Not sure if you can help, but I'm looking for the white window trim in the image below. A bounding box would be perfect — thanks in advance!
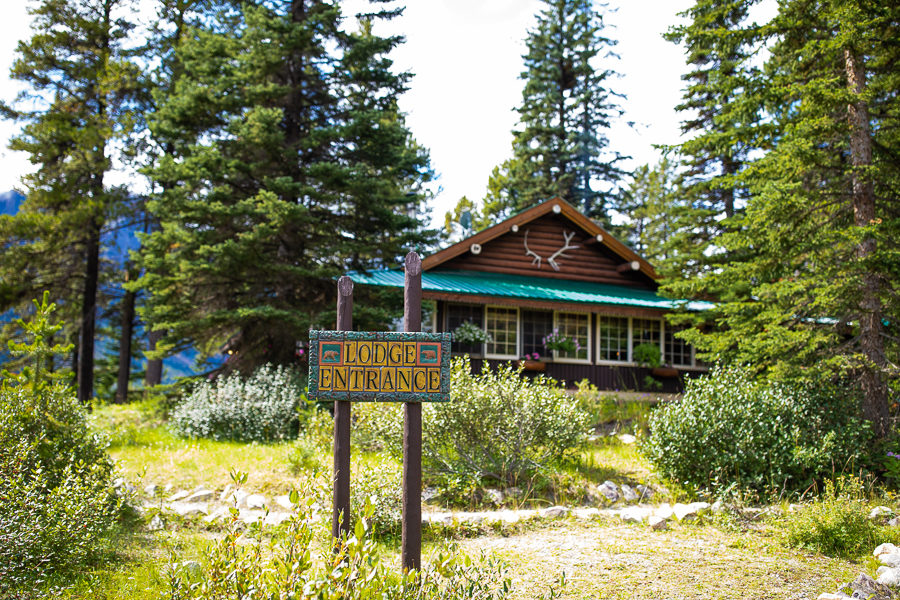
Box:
[483,305,520,360]
[595,314,631,365]
[553,310,592,364]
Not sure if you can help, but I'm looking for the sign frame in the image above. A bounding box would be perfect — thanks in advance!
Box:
[308,330,451,403]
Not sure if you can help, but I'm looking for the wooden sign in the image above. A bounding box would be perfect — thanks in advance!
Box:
[308,330,451,402]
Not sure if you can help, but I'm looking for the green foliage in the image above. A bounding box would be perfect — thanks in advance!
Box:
[632,343,662,369]
[618,157,680,264]
[136,1,434,372]
[350,458,402,538]
[483,0,625,224]
[3,291,73,392]
[644,366,872,494]
[452,321,492,345]
[781,478,895,559]
[357,358,590,488]
[171,364,307,442]
[0,298,119,591]
[163,495,512,600]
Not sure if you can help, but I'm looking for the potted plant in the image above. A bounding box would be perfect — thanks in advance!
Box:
[542,328,582,355]
[517,352,546,372]
[633,342,678,378]
[452,321,492,345]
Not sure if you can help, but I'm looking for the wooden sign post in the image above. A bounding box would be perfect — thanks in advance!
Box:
[308,252,450,571]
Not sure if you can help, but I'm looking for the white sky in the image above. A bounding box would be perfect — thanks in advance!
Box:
[0,0,698,227]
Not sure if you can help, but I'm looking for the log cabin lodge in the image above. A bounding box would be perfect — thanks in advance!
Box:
[348,198,711,392]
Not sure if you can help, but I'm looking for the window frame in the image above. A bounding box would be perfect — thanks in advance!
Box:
[483,305,520,360]
[595,314,631,365]
[552,310,592,364]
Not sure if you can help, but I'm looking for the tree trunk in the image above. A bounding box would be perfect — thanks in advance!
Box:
[145,328,164,387]
[116,282,136,404]
[844,46,888,438]
[77,219,101,404]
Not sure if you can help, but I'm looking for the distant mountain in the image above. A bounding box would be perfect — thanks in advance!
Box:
[0,190,24,215]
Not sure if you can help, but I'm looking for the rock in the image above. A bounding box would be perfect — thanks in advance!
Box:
[788,503,803,513]
[870,506,894,520]
[874,543,900,558]
[816,594,852,600]
[620,484,639,502]
[890,517,900,528]
[540,506,570,518]
[711,500,725,513]
[878,553,900,568]
[163,483,174,494]
[170,502,209,517]
[620,506,651,523]
[876,566,900,587]
[185,489,215,503]
[617,433,637,445]
[654,503,674,520]
[245,494,267,509]
[484,488,504,505]
[264,512,293,526]
[598,481,620,502]
[167,490,190,502]
[274,494,295,510]
[422,487,439,503]
[648,515,668,531]
[573,508,600,520]
[223,489,250,507]
[144,483,159,496]
[147,515,165,531]
[852,572,895,599]
[204,506,230,523]
[635,484,654,500]
[219,484,234,502]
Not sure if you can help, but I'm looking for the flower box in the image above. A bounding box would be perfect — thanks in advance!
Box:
[651,366,679,378]
[517,360,546,372]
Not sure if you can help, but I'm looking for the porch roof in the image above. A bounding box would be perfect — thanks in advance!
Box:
[347,269,713,312]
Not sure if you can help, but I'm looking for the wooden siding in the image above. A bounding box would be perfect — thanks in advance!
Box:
[426,291,667,319]
[440,213,656,289]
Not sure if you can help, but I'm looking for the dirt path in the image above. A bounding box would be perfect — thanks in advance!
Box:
[458,519,859,600]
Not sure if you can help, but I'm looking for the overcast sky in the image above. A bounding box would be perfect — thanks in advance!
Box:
[0,0,700,226]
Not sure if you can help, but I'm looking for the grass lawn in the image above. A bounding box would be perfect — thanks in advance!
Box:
[60,400,880,600]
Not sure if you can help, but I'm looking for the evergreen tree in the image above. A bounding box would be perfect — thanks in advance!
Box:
[483,0,625,225]
[0,0,140,402]
[137,0,432,372]
[672,0,900,438]
[619,157,678,264]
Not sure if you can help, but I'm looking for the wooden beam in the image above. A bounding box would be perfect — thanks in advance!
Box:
[617,260,641,274]
[422,290,669,318]
[332,276,353,546]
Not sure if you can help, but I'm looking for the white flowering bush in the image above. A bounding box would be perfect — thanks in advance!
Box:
[172,364,307,442]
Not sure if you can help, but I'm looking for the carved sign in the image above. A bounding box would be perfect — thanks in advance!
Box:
[523,228,580,271]
[308,330,451,402]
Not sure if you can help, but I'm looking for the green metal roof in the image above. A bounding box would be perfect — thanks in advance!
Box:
[348,269,713,312]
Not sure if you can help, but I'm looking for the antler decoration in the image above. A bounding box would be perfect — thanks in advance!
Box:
[548,230,579,272]
[523,229,542,269]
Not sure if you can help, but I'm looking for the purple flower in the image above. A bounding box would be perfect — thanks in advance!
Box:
[888,452,900,460]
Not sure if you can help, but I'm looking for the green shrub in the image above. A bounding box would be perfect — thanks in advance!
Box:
[781,477,894,559]
[643,366,872,494]
[0,294,119,591]
[171,364,307,441]
[355,357,590,488]
[163,495,512,600]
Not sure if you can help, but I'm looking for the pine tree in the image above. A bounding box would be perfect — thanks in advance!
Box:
[483,0,625,225]
[0,0,140,402]
[673,0,900,438]
[137,0,432,372]
[619,157,679,265]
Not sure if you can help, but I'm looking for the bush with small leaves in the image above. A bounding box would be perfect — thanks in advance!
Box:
[171,364,307,441]
[644,366,873,494]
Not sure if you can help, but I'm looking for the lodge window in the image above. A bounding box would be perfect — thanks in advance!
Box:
[485,306,518,358]
[554,311,590,362]
[446,303,483,355]
[521,310,553,358]
[665,326,693,367]
[632,318,662,355]
[597,315,629,363]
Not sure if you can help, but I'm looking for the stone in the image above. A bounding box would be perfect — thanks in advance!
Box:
[673,503,697,522]
[422,487,439,503]
[617,433,637,445]
[788,503,803,513]
[204,507,230,524]
[870,506,894,520]
[239,510,266,524]
[654,503,674,520]
[711,500,725,513]
[274,494,295,510]
[598,481,620,502]
[620,484,639,502]
[245,494,267,509]
[163,483,174,494]
[540,506,570,518]
[484,488,504,505]
[852,572,895,598]
[816,594,852,600]
[223,489,250,507]
[167,490,189,502]
[876,566,900,587]
[573,508,600,520]
[890,517,900,528]
[185,489,215,503]
[874,543,900,558]
[170,502,209,517]
[878,553,900,568]
[219,484,234,502]
[635,484,654,500]
[620,506,651,523]
[264,512,293,526]
[143,483,158,496]
[648,515,668,530]
[147,515,165,531]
